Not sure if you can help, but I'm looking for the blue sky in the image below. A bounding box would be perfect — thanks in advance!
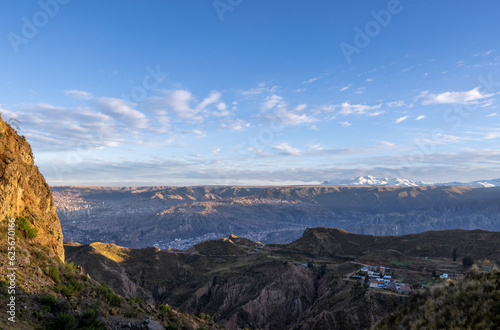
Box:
[1,0,500,186]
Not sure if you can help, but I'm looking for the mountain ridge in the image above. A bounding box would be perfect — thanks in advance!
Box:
[322,175,500,187]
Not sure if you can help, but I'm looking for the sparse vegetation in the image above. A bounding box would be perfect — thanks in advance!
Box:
[393,261,413,268]
[49,265,60,283]
[17,216,38,239]
[376,267,500,329]
[93,282,123,307]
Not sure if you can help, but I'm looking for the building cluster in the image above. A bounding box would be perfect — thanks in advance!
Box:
[350,263,413,294]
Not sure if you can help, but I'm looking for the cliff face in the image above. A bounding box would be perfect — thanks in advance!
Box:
[0,115,64,260]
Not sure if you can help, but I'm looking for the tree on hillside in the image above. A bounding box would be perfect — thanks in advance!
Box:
[452,248,457,262]
[462,255,474,269]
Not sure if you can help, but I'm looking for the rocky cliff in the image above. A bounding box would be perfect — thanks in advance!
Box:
[0,115,64,260]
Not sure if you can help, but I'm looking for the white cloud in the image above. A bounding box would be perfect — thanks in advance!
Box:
[365,78,374,82]
[367,111,386,117]
[355,87,366,94]
[65,89,93,101]
[337,102,382,116]
[309,143,323,151]
[196,90,221,111]
[219,118,250,131]
[179,129,206,138]
[417,87,494,105]
[340,121,351,127]
[273,107,317,125]
[475,49,495,57]
[94,97,149,128]
[395,115,408,124]
[317,102,383,117]
[436,133,468,144]
[240,83,278,96]
[154,110,170,133]
[380,141,395,147]
[217,102,227,111]
[415,115,426,121]
[484,131,500,140]
[303,76,321,84]
[272,142,302,155]
[386,100,405,108]
[2,103,125,152]
[261,95,284,112]
[0,105,17,119]
[150,90,202,122]
[261,95,316,126]
[340,84,352,92]
[210,147,221,156]
[487,113,497,117]
[295,104,307,111]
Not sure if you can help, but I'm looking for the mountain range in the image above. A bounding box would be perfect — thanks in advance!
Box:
[322,175,500,188]
[53,184,500,249]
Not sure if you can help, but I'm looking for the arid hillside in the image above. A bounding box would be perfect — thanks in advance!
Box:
[66,227,500,329]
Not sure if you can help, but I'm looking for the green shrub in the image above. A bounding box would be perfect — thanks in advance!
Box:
[79,308,106,329]
[93,282,122,307]
[49,265,60,283]
[17,216,38,239]
[393,261,413,268]
[61,285,74,299]
[60,278,83,298]
[40,293,58,308]
[462,255,474,269]
[51,312,78,329]
[68,278,83,291]
[165,325,179,330]
[65,262,76,272]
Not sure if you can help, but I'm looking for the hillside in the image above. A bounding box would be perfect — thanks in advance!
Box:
[53,185,500,249]
[66,227,500,329]
[375,267,500,329]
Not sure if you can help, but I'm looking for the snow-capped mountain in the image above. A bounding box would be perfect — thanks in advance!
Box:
[322,176,425,187]
[434,179,500,188]
[322,176,500,188]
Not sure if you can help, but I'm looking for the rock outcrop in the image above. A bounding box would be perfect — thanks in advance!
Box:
[0,115,64,260]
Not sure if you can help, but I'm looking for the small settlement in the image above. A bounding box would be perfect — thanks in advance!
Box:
[350,263,413,294]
